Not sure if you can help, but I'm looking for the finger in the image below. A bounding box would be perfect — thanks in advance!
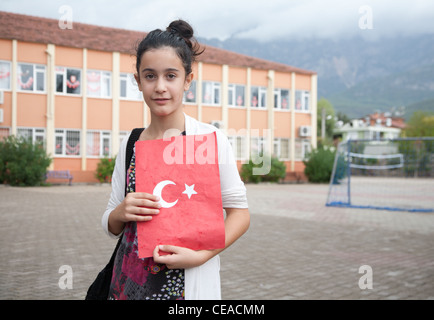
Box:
[129,198,161,209]
[126,213,154,222]
[158,245,180,254]
[153,246,171,265]
[131,192,160,202]
[125,204,160,215]
[153,245,160,259]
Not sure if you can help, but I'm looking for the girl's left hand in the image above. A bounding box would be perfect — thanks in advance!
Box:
[153,245,213,269]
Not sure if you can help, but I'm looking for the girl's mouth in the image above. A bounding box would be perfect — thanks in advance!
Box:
[153,98,170,105]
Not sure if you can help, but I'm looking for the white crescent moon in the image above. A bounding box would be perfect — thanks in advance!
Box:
[153,180,178,208]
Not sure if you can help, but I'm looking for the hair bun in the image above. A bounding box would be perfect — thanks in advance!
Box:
[167,20,194,40]
[166,19,204,58]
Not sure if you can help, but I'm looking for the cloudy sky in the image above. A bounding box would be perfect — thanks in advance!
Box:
[1,0,433,41]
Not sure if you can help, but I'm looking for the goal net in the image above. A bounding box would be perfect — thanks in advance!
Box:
[326,137,434,212]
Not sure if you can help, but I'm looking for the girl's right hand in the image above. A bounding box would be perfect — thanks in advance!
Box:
[118,192,161,223]
[108,192,161,235]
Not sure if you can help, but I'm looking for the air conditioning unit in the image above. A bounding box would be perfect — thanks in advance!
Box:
[0,90,4,104]
[0,109,3,123]
[299,125,311,137]
[210,120,224,129]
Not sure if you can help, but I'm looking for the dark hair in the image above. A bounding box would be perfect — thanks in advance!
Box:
[135,20,203,77]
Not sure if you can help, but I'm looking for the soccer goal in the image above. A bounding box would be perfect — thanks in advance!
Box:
[326,137,434,212]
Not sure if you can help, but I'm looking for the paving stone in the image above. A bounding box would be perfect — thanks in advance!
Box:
[0,183,433,300]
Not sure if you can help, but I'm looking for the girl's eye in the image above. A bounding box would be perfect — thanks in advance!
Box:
[145,74,155,80]
[167,73,176,79]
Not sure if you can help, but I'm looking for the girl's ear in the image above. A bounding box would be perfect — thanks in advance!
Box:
[184,72,194,91]
[134,73,142,91]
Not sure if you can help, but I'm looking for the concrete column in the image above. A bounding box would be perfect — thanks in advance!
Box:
[197,62,203,122]
[267,70,275,156]
[143,101,148,128]
[111,52,120,156]
[221,64,229,135]
[310,74,318,149]
[81,48,87,170]
[45,44,55,169]
[290,72,296,171]
[245,68,252,161]
[11,40,17,136]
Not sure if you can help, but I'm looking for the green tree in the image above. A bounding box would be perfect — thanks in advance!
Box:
[0,135,52,186]
[403,111,434,137]
[317,98,336,145]
[303,146,336,183]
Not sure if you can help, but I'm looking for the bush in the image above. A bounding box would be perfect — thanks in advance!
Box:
[241,156,286,183]
[95,156,116,183]
[0,135,52,186]
[303,146,336,183]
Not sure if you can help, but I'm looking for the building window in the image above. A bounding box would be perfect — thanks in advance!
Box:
[87,130,111,157]
[295,138,311,160]
[295,90,310,111]
[0,127,11,140]
[228,84,245,107]
[273,138,290,160]
[251,86,267,108]
[228,135,248,160]
[55,129,81,156]
[202,81,221,105]
[120,73,142,100]
[119,131,129,146]
[274,89,289,110]
[87,70,111,98]
[17,127,46,146]
[183,80,197,104]
[0,61,11,90]
[250,136,267,157]
[17,64,46,92]
[56,67,81,95]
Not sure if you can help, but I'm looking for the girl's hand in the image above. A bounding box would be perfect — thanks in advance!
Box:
[153,245,213,269]
[152,208,250,269]
[117,192,161,223]
[108,192,161,235]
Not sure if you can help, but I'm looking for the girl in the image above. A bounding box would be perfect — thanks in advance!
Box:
[102,20,250,300]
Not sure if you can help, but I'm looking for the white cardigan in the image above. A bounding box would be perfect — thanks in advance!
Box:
[102,113,248,300]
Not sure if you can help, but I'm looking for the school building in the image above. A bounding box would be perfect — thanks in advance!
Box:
[0,11,317,183]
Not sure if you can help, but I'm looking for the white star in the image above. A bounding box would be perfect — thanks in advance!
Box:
[182,184,197,199]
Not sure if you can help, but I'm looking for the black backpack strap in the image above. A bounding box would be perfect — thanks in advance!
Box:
[125,128,145,196]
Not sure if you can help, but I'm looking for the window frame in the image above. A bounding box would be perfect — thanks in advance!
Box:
[55,66,82,96]
[86,69,112,98]
[0,60,11,91]
[251,86,267,109]
[274,88,290,110]
[120,73,143,101]
[273,137,290,160]
[86,130,111,158]
[228,135,248,161]
[202,81,221,106]
[54,129,81,157]
[295,90,310,112]
[183,80,197,104]
[17,63,46,93]
[228,84,246,107]
[17,127,46,146]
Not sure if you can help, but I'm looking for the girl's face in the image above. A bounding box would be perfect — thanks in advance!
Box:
[135,47,193,118]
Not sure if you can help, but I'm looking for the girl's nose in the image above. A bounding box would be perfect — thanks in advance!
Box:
[155,78,167,93]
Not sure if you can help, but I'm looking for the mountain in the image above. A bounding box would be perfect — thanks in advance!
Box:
[200,34,434,119]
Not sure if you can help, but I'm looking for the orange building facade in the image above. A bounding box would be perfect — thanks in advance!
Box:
[0,12,317,183]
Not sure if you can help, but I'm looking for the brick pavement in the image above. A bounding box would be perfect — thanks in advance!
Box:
[0,183,433,300]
